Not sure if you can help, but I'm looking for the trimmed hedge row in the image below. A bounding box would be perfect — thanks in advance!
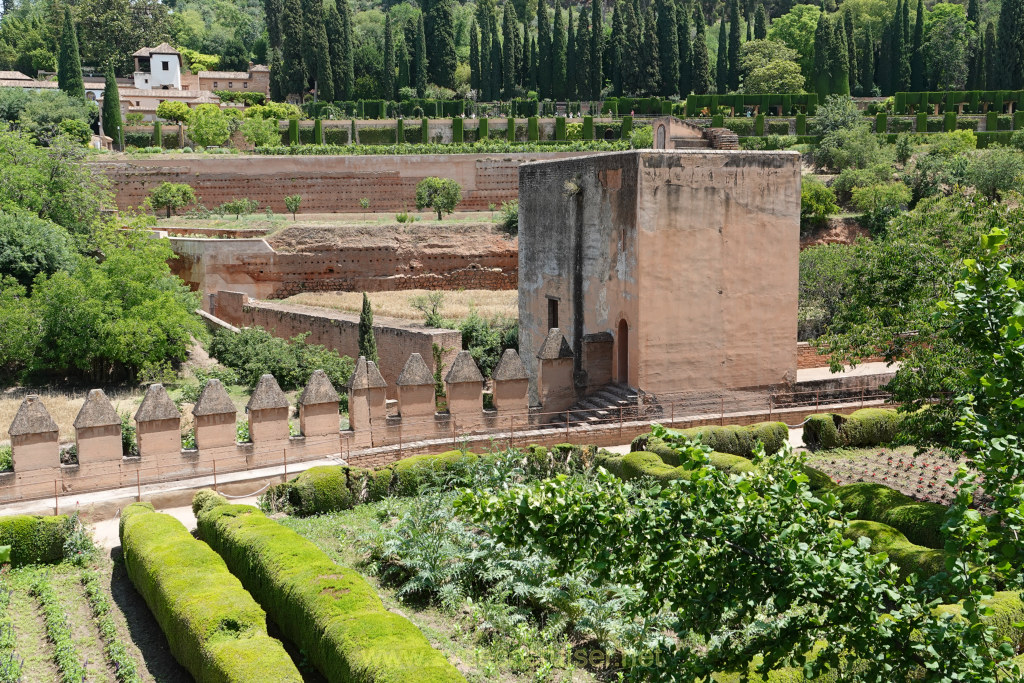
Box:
[196,499,466,683]
[631,422,789,459]
[843,520,948,580]
[0,514,71,565]
[833,482,945,549]
[803,408,905,450]
[118,502,301,683]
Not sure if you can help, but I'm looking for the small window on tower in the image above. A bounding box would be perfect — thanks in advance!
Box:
[162,61,169,71]
[547,298,559,331]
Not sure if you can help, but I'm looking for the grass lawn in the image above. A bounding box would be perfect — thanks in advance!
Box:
[280,499,603,683]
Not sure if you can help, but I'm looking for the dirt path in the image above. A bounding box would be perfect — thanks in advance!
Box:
[7,575,60,682]
[51,570,115,682]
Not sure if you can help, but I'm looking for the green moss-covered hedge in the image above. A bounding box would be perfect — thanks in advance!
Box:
[196,502,465,683]
[803,409,905,450]
[632,422,789,459]
[833,482,946,549]
[0,514,70,566]
[843,520,949,580]
[118,502,301,683]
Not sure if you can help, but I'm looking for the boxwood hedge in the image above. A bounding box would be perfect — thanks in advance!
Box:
[195,501,466,683]
[631,422,789,459]
[833,482,946,549]
[118,502,301,683]
[803,409,905,450]
[843,520,948,580]
[0,514,70,566]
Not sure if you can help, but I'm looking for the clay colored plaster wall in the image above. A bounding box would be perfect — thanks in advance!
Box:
[94,152,593,214]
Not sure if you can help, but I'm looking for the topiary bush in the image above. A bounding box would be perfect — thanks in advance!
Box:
[633,422,789,460]
[803,408,905,450]
[195,502,465,683]
[191,488,228,517]
[843,520,948,580]
[0,515,71,565]
[118,502,301,682]
[834,482,946,548]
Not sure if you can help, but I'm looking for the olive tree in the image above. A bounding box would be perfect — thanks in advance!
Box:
[415,176,462,220]
[149,182,197,218]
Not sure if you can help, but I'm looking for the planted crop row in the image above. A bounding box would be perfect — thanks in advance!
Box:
[81,570,141,683]
[30,572,87,683]
[0,576,22,683]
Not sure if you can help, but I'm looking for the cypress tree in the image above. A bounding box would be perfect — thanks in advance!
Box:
[985,21,998,90]
[301,0,332,98]
[270,48,286,101]
[57,7,83,99]
[691,3,712,94]
[339,0,354,99]
[537,0,552,97]
[513,14,523,86]
[398,39,411,91]
[383,11,395,100]
[967,0,980,24]
[503,2,517,98]
[972,25,986,90]
[101,63,122,149]
[521,18,530,87]
[281,0,307,97]
[754,3,767,39]
[812,10,830,98]
[640,4,660,94]
[716,16,728,93]
[266,0,284,49]
[530,36,539,92]
[894,0,911,92]
[577,9,592,100]
[358,294,379,365]
[678,1,692,96]
[910,0,924,90]
[967,0,982,89]
[844,8,858,95]
[591,0,603,99]
[610,0,623,94]
[727,0,741,91]
[428,0,457,88]
[567,6,577,100]
[746,8,752,42]
[490,23,503,99]
[829,17,849,95]
[552,5,568,99]
[997,0,1024,88]
[657,0,678,96]
[622,0,641,93]
[479,0,493,99]
[325,4,347,99]
[470,21,481,93]
[414,11,428,96]
[860,23,875,95]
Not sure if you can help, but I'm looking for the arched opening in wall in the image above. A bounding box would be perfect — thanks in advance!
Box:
[656,125,665,149]
[617,319,629,385]
[604,128,615,140]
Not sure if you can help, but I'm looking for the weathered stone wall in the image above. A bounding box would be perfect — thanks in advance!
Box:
[214,291,462,397]
[93,152,595,213]
[518,150,801,402]
[170,233,517,302]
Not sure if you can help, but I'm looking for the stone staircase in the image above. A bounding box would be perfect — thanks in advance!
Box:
[550,384,663,426]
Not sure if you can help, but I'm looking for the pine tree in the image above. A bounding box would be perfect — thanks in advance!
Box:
[537,0,552,97]
[754,3,767,39]
[727,0,741,91]
[910,0,924,90]
[383,12,395,99]
[414,11,428,96]
[985,22,998,90]
[829,17,849,95]
[503,1,517,98]
[266,0,284,49]
[358,294,379,364]
[270,48,286,101]
[281,0,307,97]
[657,0,678,96]
[716,16,728,93]
[591,0,603,99]
[427,0,457,88]
[622,0,641,93]
[640,4,660,94]
[101,63,122,149]
[677,1,692,96]
[552,5,568,99]
[325,4,347,99]
[567,6,577,100]
[691,2,712,94]
[860,23,875,94]
[997,0,1024,88]
[57,7,83,99]
[611,0,623,94]
[470,22,481,93]
[577,8,592,100]
[844,8,858,95]
[812,10,830,97]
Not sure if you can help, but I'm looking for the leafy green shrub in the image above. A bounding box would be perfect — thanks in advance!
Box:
[392,450,479,496]
[209,327,353,393]
[800,177,839,230]
[497,199,518,237]
[834,483,946,549]
[814,124,890,173]
[215,198,260,218]
[119,503,301,682]
[191,489,228,517]
[843,520,948,579]
[629,123,653,148]
[0,515,73,565]
[458,309,516,377]
[967,146,1024,199]
[831,164,893,205]
[195,502,465,682]
[0,211,77,288]
[851,182,912,233]
[803,408,905,450]
[894,133,915,165]
[415,176,462,220]
[0,445,11,472]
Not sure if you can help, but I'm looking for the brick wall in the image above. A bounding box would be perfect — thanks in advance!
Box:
[797,342,886,369]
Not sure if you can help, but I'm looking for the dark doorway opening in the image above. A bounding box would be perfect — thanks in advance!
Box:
[617,319,629,384]
[548,298,559,330]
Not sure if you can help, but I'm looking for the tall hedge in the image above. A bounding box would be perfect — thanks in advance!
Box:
[555,116,566,140]
[506,117,516,141]
[421,117,430,143]
[452,116,463,143]
[478,116,488,139]
[0,515,71,565]
[803,408,905,450]
[582,115,593,139]
[527,116,539,140]
[118,503,301,683]
[288,118,299,145]
[196,502,466,683]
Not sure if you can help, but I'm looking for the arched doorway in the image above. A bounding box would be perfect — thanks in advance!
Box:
[617,319,629,385]
[656,125,666,149]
